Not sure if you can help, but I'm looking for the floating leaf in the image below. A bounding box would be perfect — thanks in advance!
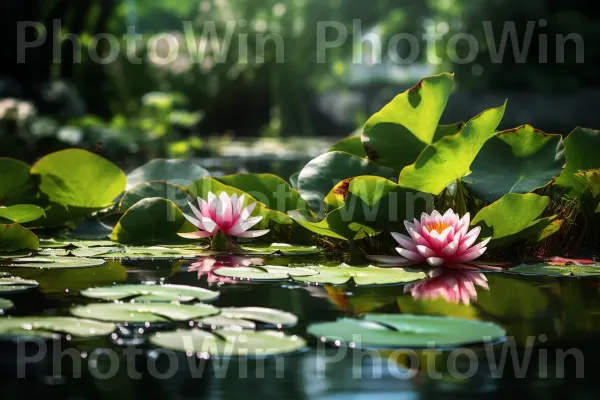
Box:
[328,136,367,157]
[308,314,506,348]
[81,284,219,302]
[555,127,600,196]
[399,103,507,195]
[510,264,600,277]
[3,256,105,269]
[213,265,317,281]
[0,250,32,259]
[0,273,39,294]
[31,149,126,208]
[297,152,396,216]
[119,181,189,212]
[217,307,297,327]
[0,317,116,339]
[80,246,215,260]
[236,243,321,256]
[0,205,45,224]
[0,224,39,251]
[0,158,36,205]
[70,302,219,323]
[464,125,565,202]
[39,238,119,248]
[126,159,210,190]
[471,193,550,246]
[0,298,14,312]
[361,73,455,171]
[149,329,306,357]
[293,264,427,286]
[112,198,186,244]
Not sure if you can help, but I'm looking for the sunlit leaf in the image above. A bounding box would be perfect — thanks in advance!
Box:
[81,284,219,302]
[126,159,210,190]
[0,317,116,339]
[70,302,219,323]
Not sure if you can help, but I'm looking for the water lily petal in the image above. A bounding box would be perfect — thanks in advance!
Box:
[426,257,445,267]
[235,229,270,238]
[177,231,213,239]
[240,202,257,220]
[416,245,436,258]
[391,232,417,251]
[396,248,425,261]
[228,216,263,236]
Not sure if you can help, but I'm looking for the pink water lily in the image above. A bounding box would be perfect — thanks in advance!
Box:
[404,268,489,305]
[178,192,269,240]
[392,209,490,267]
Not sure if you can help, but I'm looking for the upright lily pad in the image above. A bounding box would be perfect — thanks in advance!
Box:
[31,149,126,208]
[3,256,105,269]
[0,224,39,251]
[510,263,600,277]
[0,273,39,294]
[0,317,116,339]
[111,198,186,244]
[70,302,219,323]
[0,158,36,205]
[217,173,310,213]
[308,314,506,348]
[464,125,565,202]
[297,151,396,216]
[328,136,367,158]
[399,103,507,195]
[0,205,45,224]
[575,169,600,198]
[0,298,14,313]
[555,127,600,196]
[471,193,550,246]
[81,284,219,302]
[119,181,189,212]
[149,329,306,357]
[126,159,210,190]
[361,73,455,171]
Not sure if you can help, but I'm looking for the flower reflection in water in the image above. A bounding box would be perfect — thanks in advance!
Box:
[188,255,264,285]
[404,268,489,305]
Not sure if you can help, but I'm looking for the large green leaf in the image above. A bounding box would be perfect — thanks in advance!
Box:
[307,314,506,348]
[149,329,306,357]
[361,73,455,171]
[112,198,186,244]
[212,307,297,327]
[217,173,310,213]
[399,103,507,194]
[189,177,291,226]
[0,205,45,223]
[555,127,600,197]
[0,317,116,339]
[575,169,600,198]
[213,265,316,281]
[81,284,219,302]
[76,246,215,260]
[31,149,126,208]
[510,263,600,277]
[464,125,565,202]
[297,152,396,216]
[0,273,39,294]
[236,243,321,256]
[2,256,105,269]
[70,302,219,323]
[126,159,210,190]
[0,158,36,205]
[328,136,367,157]
[471,193,550,246]
[119,181,189,212]
[0,224,39,251]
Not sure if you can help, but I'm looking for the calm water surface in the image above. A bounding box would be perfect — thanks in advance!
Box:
[1,255,599,399]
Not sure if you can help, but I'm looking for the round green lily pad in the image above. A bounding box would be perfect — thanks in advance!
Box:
[3,256,105,269]
[0,250,32,259]
[218,307,297,327]
[84,246,216,260]
[510,263,600,277]
[237,244,322,256]
[0,273,39,294]
[308,314,506,348]
[81,284,219,302]
[149,329,307,357]
[70,302,220,323]
[0,317,117,339]
[213,265,317,281]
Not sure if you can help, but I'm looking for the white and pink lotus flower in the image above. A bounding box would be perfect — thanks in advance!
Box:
[404,268,489,305]
[390,209,490,268]
[179,192,269,246]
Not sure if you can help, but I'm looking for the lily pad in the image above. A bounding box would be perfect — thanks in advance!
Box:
[575,169,600,198]
[510,264,600,277]
[126,159,210,190]
[293,264,427,286]
[0,298,14,313]
[0,250,32,259]
[81,284,219,302]
[0,158,36,205]
[399,102,507,195]
[237,243,322,256]
[2,256,105,269]
[31,149,126,208]
[82,246,215,260]
[361,73,455,171]
[464,125,565,202]
[0,273,39,294]
[214,265,317,281]
[0,317,116,339]
[0,205,45,224]
[308,314,506,348]
[149,329,306,357]
[216,307,297,327]
[119,181,189,212]
[0,224,39,251]
[111,198,186,244]
[70,303,219,323]
[328,136,367,158]
[39,238,118,248]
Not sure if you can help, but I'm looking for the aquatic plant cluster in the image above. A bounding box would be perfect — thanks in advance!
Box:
[0,73,599,359]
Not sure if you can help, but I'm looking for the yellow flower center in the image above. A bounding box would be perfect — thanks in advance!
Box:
[425,221,451,234]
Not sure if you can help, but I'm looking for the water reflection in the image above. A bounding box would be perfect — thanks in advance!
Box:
[188,255,264,285]
[404,268,489,305]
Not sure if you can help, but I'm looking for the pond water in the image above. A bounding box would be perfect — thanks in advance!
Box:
[1,255,599,399]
